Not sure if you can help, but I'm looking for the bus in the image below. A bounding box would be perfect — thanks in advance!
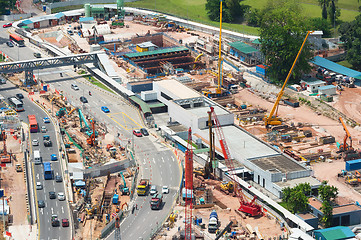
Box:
[43,162,53,180]
[9,34,25,47]
[8,97,24,112]
[28,115,38,133]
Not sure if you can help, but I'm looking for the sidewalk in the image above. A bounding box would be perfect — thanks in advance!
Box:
[6,224,37,240]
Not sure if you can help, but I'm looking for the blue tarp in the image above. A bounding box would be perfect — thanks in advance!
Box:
[79,17,95,23]
[55,12,65,19]
[74,180,85,187]
[312,56,361,79]
[22,19,33,25]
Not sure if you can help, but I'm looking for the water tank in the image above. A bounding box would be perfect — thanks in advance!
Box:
[85,4,91,18]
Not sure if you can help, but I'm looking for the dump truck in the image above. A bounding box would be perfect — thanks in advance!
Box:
[150,193,163,210]
[137,179,149,196]
[208,210,219,233]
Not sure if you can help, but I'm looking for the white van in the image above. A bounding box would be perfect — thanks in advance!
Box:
[34,150,42,165]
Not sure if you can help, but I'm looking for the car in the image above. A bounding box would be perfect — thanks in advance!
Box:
[36,182,42,190]
[15,93,24,99]
[0,77,6,84]
[41,126,47,133]
[133,130,142,137]
[32,139,39,146]
[6,41,13,47]
[162,186,169,194]
[80,96,88,103]
[3,23,12,28]
[58,192,65,201]
[43,117,50,123]
[51,215,60,227]
[149,185,157,195]
[55,175,62,182]
[51,154,57,161]
[140,128,149,136]
[38,200,45,208]
[33,52,41,58]
[49,191,56,199]
[101,106,110,113]
[43,135,52,147]
[62,218,69,227]
[71,83,79,90]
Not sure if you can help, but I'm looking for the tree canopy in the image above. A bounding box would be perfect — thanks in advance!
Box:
[339,14,361,71]
[0,0,16,15]
[318,181,338,228]
[205,0,246,23]
[282,183,311,213]
[259,0,313,84]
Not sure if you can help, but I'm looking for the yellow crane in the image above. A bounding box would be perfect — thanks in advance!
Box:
[264,31,313,128]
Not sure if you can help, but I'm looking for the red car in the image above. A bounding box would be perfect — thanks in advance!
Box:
[3,23,12,28]
[62,218,69,227]
[133,130,142,137]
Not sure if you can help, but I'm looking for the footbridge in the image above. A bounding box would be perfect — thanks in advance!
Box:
[0,52,102,85]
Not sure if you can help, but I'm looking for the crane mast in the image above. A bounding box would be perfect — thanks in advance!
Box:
[184,128,193,240]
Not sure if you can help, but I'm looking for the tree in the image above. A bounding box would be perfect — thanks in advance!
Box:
[282,183,310,214]
[318,181,338,228]
[339,15,361,70]
[205,0,247,23]
[0,0,16,15]
[259,0,313,84]
[308,18,332,38]
[318,0,329,20]
[246,8,262,27]
[327,0,340,26]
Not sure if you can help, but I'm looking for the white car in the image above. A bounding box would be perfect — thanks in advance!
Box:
[32,139,39,146]
[71,84,79,90]
[41,126,47,133]
[36,182,42,190]
[149,185,157,195]
[162,186,169,194]
[58,192,65,201]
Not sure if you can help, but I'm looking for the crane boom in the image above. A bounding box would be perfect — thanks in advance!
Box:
[264,31,313,127]
[339,117,352,151]
[216,0,223,95]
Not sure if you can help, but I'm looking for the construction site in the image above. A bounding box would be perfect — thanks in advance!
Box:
[3,1,361,239]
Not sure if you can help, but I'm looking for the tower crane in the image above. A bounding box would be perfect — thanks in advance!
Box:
[264,31,313,128]
[184,128,194,240]
[210,106,262,216]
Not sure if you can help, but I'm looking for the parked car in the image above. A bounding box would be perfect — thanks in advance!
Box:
[162,186,169,194]
[36,182,42,190]
[55,175,62,182]
[33,52,41,58]
[140,128,149,136]
[49,191,56,199]
[80,96,88,103]
[133,129,142,137]
[101,106,110,113]
[62,218,69,227]
[3,23,12,28]
[6,41,13,47]
[71,83,79,90]
[58,192,65,201]
[38,200,45,208]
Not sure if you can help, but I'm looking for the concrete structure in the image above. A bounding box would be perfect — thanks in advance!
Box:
[300,78,326,93]
[296,213,318,230]
[318,85,337,96]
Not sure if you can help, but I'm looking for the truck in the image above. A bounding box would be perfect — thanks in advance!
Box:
[208,210,219,233]
[137,179,149,196]
[283,98,299,108]
[150,193,163,210]
[43,135,52,147]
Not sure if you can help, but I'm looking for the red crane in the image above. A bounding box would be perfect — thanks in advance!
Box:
[210,106,262,217]
[184,127,193,240]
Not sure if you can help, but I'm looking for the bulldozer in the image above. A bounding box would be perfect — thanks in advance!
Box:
[345,175,358,186]
[220,181,234,194]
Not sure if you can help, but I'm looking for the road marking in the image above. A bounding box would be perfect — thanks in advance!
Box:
[153,158,155,164]
[40,208,43,215]
[56,201,58,207]
[36,173,39,179]
[171,156,175,162]
[62,206,64,214]
[51,208,53,214]
[162,157,164,163]
[143,159,146,165]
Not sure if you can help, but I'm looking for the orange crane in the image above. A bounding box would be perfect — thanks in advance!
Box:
[0,128,10,163]
[184,128,193,240]
[264,31,313,128]
[210,106,262,216]
[86,119,97,146]
[339,117,353,152]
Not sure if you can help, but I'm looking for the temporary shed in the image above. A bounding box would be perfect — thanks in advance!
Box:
[94,24,111,35]
[313,226,355,240]
[228,41,259,65]
[318,85,336,96]
[136,41,158,52]
[300,78,326,93]
[312,56,361,80]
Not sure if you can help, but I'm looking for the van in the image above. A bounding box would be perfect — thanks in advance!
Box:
[34,150,42,165]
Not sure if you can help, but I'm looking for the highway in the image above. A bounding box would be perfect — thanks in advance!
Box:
[0,20,182,239]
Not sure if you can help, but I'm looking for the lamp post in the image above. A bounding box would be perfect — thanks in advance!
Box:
[334,10,336,38]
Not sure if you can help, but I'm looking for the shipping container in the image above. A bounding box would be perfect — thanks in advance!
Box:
[319,136,335,144]
[346,159,361,171]
[283,99,299,108]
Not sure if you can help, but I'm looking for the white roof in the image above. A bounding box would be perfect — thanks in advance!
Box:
[137,41,157,48]
[94,24,111,35]
[155,79,200,100]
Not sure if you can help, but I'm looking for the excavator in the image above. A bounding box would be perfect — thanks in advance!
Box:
[338,117,361,161]
[119,172,129,195]
[264,31,313,128]
[220,181,234,194]
[86,119,97,146]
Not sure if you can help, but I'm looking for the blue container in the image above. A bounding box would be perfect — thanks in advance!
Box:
[240,104,247,109]
[210,210,218,219]
[42,5,46,12]
[346,159,361,171]
[43,85,48,91]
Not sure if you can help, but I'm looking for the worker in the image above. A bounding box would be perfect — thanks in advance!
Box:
[60,73,63,77]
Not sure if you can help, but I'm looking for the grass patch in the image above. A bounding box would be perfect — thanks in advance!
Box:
[82,74,114,93]
[52,5,83,13]
[337,60,353,68]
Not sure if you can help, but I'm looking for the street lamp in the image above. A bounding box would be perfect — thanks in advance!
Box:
[334,10,336,38]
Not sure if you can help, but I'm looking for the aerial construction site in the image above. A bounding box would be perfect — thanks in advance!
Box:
[1,0,361,239]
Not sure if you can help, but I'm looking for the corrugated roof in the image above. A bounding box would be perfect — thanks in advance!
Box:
[312,56,361,79]
[148,102,165,108]
[137,41,157,48]
[22,19,33,24]
[55,12,65,19]
[79,17,95,23]
[314,226,355,240]
[91,6,104,12]
[318,85,336,90]
[124,46,189,58]
[129,96,151,115]
[229,41,258,54]
[252,39,261,44]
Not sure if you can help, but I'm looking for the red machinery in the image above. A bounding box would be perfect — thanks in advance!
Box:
[210,106,262,217]
[0,128,10,163]
[86,119,97,146]
[184,128,193,240]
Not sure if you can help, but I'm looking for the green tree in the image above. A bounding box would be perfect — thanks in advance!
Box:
[246,8,262,27]
[205,0,247,23]
[0,0,16,15]
[318,0,329,20]
[327,0,340,26]
[282,183,310,213]
[259,0,313,84]
[320,201,333,227]
[318,181,338,228]
[308,18,332,38]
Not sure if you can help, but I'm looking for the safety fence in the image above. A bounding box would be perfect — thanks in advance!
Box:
[100,210,124,239]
